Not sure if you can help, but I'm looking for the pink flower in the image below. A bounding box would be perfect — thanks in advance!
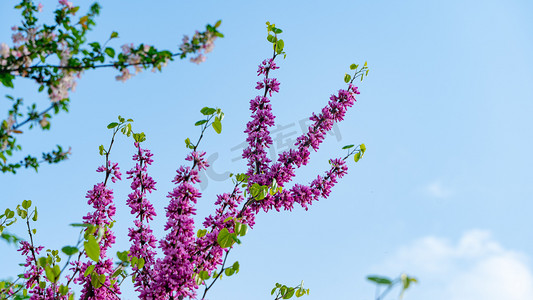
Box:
[0,43,9,57]
[58,0,73,9]
[190,54,206,64]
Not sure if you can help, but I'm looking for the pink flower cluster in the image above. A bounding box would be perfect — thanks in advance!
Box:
[73,162,122,299]
[125,143,158,298]
[14,50,360,299]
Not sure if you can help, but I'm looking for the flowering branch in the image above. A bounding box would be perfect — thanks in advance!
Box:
[0,0,223,174]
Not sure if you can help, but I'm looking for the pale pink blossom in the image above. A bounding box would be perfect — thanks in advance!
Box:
[190,54,206,64]
[59,0,73,9]
[115,68,132,82]
[0,43,9,57]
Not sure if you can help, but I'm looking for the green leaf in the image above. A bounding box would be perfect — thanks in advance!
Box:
[276,39,284,53]
[84,264,95,277]
[193,273,203,285]
[271,287,277,295]
[59,284,69,295]
[110,31,119,39]
[344,73,351,83]
[197,229,207,238]
[117,250,129,262]
[185,138,192,148]
[84,235,100,262]
[267,34,276,43]
[217,228,235,248]
[200,107,216,115]
[137,257,145,269]
[238,224,248,236]
[62,246,79,256]
[112,268,122,278]
[350,63,357,70]
[53,265,61,277]
[367,275,393,285]
[199,270,210,280]
[212,117,222,134]
[32,207,38,221]
[195,119,208,126]
[360,143,366,153]
[104,47,115,58]
[22,200,31,210]
[354,152,361,162]
[283,288,295,299]
[342,144,354,149]
[107,122,118,129]
[224,267,235,276]
[45,265,56,282]
[215,20,222,28]
[272,28,283,34]
[70,223,91,228]
[232,261,240,272]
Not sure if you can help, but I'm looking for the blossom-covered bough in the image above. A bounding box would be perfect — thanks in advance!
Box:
[0,22,369,299]
[0,0,223,174]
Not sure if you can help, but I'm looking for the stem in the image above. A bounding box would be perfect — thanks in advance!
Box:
[12,103,56,130]
[3,52,183,73]
[201,250,231,299]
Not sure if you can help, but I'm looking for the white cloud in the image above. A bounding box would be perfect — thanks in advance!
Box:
[422,180,452,198]
[371,230,533,300]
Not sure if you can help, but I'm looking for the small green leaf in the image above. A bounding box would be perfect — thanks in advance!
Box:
[53,265,61,277]
[32,207,38,221]
[70,223,91,228]
[283,288,295,299]
[232,261,240,271]
[344,73,351,83]
[354,152,361,162]
[84,235,101,262]
[22,200,31,209]
[217,228,235,248]
[367,276,393,285]
[360,143,366,153]
[45,265,56,282]
[271,287,277,295]
[267,34,276,43]
[117,250,129,262]
[239,224,248,236]
[350,63,357,70]
[84,264,95,277]
[200,107,216,115]
[342,144,354,149]
[104,47,115,58]
[195,119,208,126]
[110,31,119,39]
[137,257,145,269]
[197,229,207,238]
[212,117,222,134]
[59,284,69,295]
[107,122,118,129]
[276,39,284,53]
[224,267,235,276]
[214,20,222,28]
[62,246,79,256]
[193,273,203,285]
[199,270,210,280]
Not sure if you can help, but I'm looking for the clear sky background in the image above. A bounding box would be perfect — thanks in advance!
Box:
[1,1,533,299]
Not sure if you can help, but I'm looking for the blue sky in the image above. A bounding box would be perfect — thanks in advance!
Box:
[1,0,533,299]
